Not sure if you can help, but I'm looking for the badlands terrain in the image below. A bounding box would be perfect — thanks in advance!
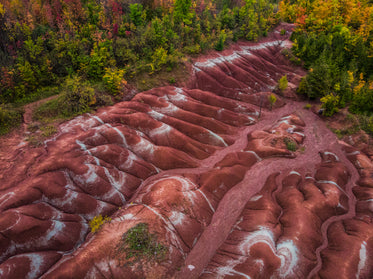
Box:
[0,23,372,278]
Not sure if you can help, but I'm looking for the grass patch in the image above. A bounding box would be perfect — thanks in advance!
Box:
[304,104,312,109]
[15,86,59,106]
[40,125,57,137]
[284,137,298,151]
[0,105,23,135]
[358,114,373,137]
[132,62,189,92]
[33,95,66,121]
[26,134,44,147]
[116,223,167,265]
[33,77,113,123]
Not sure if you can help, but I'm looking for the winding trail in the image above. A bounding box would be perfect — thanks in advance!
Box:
[175,100,361,278]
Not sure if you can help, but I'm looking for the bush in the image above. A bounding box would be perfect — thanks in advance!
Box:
[33,76,96,120]
[284,137,297,151]
[278,75,288,91]
[0,105,23,135]
[320,93,339,116]
[268,94,277,110]
[102,67,126,95]
[61,76,96,116]
[215,30,227,51]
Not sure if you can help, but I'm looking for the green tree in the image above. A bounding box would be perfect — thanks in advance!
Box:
[174,0,194,25]
[278,75,288,91]
[268,93,277,110]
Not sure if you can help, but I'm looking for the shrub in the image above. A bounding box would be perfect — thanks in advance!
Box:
[116,223,167,264]
[33,77,96,120]
[150,47,169,72]
[61,76,96,116]
[284,137,297,151]
[215,30,227,51]
[129,4,145,26]
[278,75,288,92]
[89,215,112,233]
[320,93,339,116]
[102,67,126,95]
[268,94,277,110]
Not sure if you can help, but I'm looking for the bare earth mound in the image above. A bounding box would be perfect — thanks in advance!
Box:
[0,23,372,278]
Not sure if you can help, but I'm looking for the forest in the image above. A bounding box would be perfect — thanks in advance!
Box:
[0,0,373,135]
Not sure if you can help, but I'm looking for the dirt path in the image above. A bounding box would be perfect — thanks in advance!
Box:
[0,95,57,177]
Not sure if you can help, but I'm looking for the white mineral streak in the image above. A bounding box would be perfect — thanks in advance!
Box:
[142,204,184,255]
[249,195,263,202]
[212,227,299,278]
[25,254,44,279]
[323,151,340,161]
[356,241,367,279]
[197,189,215,213]
[169,211,186,226]
[289,171,301,176]
[317,180,347,196]
[245,150,262,161]
[149,123,172,138]
[188,265,195,271]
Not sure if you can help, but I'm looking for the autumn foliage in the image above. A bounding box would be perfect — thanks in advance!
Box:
[279,0,373,116]
[0,0,278,104]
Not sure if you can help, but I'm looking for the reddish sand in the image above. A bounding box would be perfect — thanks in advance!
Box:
[0,23,372,278]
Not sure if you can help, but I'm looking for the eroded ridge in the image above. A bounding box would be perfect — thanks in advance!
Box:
[312,144,373,279]
[190,23,305,103]
[23,115,305,278]
[200,152,350,278]
[0,85,263,277]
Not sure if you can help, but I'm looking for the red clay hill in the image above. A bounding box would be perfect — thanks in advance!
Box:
[0,23,372,278]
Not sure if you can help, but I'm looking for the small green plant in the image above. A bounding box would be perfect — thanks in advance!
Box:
[280,29,286,35]
[40,125,57,137]
[304,104,312,109]
[26,135,43,147]
[116,223,167,265]
[89,215,112,233]
[284,137,297,151]
[278,75,288,92]
[169,77,176,84]
[268,94,277,111]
